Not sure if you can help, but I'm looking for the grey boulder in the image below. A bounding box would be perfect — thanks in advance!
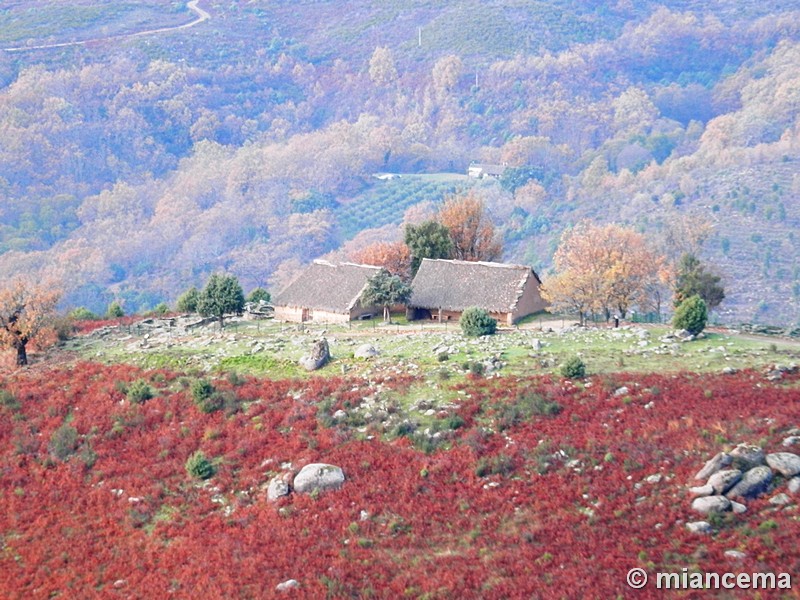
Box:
[707,469,742,494]
[267,475,291,502]
[354,344,380,359]
[293,463,345,494]
[765,452,800,478]
[729,444,766,470]
[695,452,733,481]
[725,466,773,500]
[691,495,731,515]
[686,521,712,534]
[299,338,330,371]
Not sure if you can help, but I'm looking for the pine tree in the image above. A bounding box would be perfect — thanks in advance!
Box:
[674,254,725,310]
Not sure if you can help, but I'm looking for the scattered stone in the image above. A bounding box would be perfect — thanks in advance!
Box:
[613,386,629,397]
[531,339,543,351]
[688,484,714,498]
[299,338,330,371]
[686,521,712,534]
[691,495,731,515]
[782,436,800,447]
[725,466,773,500]
[707,469,742,494]
[354,344,380,359]
[644,473,662,484]
[721,367,738,375]
[765,452,800,478]
[769,493,791,506]
[724,550,747,560]
[333,409,347,421]
[788,477,800,494]
[729,444,766,470]
[695,452,733,481]
[113,580,127,589]
[292,463,345,494]
[276,579,299,592]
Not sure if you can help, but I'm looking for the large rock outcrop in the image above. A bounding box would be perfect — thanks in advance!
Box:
[689,445,799,518]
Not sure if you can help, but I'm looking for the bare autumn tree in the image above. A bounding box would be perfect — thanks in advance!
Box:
[437,192,503,262]
[654,211,712,263]
[349,241,412,281]
[0,279,61,366]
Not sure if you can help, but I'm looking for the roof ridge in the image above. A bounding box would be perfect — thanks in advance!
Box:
[340,261,383,270]
[420,258,528,270]
[311,259,381,271]
[312,259,337,267]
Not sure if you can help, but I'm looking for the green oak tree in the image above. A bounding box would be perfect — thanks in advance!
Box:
[360,270,412,322]
[197,274,245,328]
[404,220,453,277]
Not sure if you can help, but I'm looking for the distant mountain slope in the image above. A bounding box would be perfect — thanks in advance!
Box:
[1,1,800,323]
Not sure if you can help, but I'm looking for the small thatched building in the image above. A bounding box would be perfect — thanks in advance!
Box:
[408,259,546,325]
[272,261,381,323]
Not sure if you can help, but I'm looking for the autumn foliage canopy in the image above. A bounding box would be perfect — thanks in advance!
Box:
[541,222,668,323]
[437,192,503,263]
[349,241,412,281]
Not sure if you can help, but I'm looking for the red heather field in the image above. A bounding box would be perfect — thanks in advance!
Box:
[0,363,798,599]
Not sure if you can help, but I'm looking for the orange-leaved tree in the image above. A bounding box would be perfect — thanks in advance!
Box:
[0,278,61,366]
[602,226,668,319]
[349,241,412,282]
[437,191,503,262]
[541,222,665,324]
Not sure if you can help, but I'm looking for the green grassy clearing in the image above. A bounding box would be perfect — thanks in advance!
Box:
[68,315,800,383]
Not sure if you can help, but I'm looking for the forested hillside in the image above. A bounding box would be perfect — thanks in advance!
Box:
[1,0,800,323]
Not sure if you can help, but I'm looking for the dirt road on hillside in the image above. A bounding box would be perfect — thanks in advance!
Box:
[3,0,210,53]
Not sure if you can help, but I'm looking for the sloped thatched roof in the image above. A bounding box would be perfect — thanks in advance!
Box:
[273,261,382,314]
[409,259,540,313]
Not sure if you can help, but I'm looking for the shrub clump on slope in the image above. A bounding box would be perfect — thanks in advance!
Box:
[460,307,497,337]
[673,294,708,336]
